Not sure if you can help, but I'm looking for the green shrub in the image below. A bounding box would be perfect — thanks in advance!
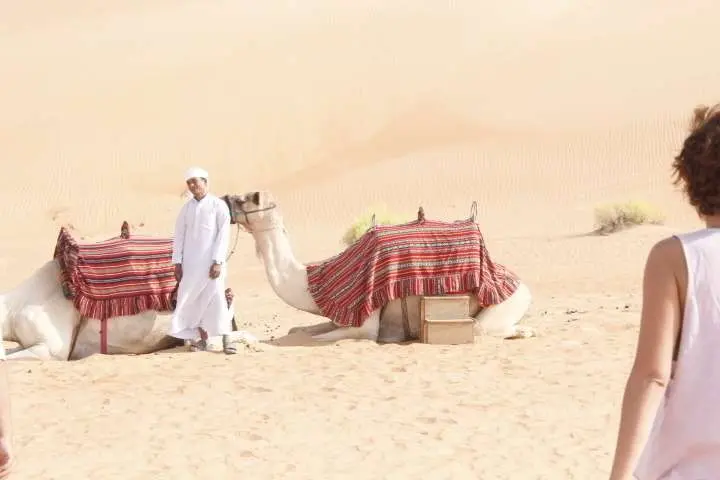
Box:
[342,206,410,246]
[593,200,664,235]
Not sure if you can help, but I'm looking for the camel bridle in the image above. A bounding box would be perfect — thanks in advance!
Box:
[219,195,277,263]
[222,195,279,233]
[236,203,278,229]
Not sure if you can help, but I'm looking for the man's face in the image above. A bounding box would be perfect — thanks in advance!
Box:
[186,177,207,198]
[225,288,234,306]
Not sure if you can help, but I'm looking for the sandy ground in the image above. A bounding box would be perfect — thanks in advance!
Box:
[1,1,720,478]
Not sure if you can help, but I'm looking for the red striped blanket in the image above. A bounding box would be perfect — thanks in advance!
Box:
[53,226,177,321]
[306,217,519,328]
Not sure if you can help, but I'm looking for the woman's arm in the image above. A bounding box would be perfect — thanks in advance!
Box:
[0,361,10,442]
[0,355,12,477]
[608,237,683,480]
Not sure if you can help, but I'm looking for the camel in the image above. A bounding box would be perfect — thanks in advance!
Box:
[0,226,251,361]
[224,191,534,343]
[0,259,181,361]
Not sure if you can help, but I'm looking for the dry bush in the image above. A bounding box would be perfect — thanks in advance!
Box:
[342,206,410,246]
[593,200,664,235]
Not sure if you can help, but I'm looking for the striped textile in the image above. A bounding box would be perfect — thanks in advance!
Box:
[306,217,519,328]
[53,226,177,321]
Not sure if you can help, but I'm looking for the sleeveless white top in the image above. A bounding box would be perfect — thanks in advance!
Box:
[635,228,720,479]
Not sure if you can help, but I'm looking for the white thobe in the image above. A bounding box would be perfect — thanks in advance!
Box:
[170,193,233,340]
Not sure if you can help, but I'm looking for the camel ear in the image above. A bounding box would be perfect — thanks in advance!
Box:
[252,191,261,206]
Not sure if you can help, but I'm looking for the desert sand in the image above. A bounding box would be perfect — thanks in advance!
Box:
[1,1,720,478]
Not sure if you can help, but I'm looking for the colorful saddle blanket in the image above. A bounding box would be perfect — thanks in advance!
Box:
[53,225,177,321]
[306,217,519,328]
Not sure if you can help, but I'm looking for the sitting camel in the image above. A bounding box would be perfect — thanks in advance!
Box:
[221,191,534,343]
[0,223,250,361]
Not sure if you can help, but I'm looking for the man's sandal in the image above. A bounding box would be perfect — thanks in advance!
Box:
[222,335,237,355]
[189,339,207,352]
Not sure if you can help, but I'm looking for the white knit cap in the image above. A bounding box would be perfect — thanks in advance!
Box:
[184,167,209,182]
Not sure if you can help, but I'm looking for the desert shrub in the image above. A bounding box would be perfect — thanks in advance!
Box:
[593,200,665,235]
[342,206,411,246]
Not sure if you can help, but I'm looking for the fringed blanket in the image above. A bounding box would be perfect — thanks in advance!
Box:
[306,217,519,328]
[53,226,177,321]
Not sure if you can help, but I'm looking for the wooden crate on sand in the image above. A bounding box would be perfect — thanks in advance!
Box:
[420,295,474,345]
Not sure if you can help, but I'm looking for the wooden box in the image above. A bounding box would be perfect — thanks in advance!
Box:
[420,295,474,345]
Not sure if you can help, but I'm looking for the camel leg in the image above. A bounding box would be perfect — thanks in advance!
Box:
[312,309,380,343]
[474,282,534,339]
[5,343,54,361]
[6,303,73,360]
[288,321,338,336]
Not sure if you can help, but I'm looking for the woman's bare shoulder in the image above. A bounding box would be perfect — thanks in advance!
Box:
[646,235,686,279]
[650,235,683,258]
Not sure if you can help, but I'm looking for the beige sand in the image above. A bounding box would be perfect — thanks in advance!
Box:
[1,1,719,478]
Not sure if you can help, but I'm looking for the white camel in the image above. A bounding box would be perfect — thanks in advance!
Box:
[227,191,534,343]
[0,254,251,362]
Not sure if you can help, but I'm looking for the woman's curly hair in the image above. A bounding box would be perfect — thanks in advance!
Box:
[672,103,720,216]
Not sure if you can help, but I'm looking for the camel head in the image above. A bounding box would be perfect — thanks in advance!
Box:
[222,191,281,232]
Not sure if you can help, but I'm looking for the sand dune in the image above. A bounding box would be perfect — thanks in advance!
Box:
[1,1,718,478]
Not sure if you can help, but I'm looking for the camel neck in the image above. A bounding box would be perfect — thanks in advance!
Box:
[253,223,320,314]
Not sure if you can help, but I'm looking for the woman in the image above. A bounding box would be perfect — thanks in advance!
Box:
[0,344,13,478]
[609,103,720,479]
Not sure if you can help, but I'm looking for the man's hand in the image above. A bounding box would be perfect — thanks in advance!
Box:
[174,264,183,283]
[209,262,221,279]
[0,437,13,479]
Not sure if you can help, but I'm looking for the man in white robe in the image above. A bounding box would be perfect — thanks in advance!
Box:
[170,167,234,353]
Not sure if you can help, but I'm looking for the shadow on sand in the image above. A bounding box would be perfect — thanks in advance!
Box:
[262,321,418,348]
[262,321,339,348]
